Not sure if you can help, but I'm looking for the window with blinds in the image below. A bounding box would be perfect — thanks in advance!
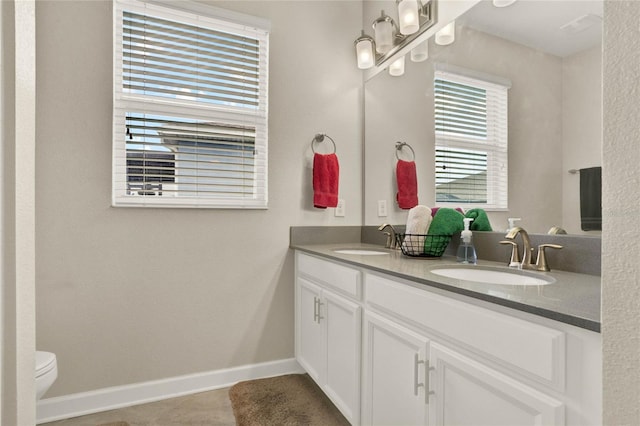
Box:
[434,68,509,210]
[113,0,269,208]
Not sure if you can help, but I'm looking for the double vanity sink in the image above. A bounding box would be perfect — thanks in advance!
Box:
[298,242,601,332]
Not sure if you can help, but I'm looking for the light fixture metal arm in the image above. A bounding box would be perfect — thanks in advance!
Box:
[373,0,437,68]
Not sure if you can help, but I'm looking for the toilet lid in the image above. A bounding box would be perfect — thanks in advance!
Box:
[36,351,56,378]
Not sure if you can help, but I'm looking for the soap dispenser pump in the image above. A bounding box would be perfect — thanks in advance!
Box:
[506,217,521,232]
[457,218,477,264]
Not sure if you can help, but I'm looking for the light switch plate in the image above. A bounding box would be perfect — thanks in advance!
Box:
[378,200,388,217]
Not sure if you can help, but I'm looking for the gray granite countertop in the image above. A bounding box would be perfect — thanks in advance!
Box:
[291,242,601,333]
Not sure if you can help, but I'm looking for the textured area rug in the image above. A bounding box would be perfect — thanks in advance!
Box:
[229,374,349,425]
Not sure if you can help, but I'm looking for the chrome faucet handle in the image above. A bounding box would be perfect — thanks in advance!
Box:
[499,240,521,267]
[535,244,563,272]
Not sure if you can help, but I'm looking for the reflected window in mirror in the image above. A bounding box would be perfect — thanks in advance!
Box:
[434,66,510,210]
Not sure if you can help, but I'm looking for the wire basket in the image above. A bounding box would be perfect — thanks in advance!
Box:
[396,234,452,258]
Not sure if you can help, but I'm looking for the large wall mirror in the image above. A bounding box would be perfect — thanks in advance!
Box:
[363,0,602,235]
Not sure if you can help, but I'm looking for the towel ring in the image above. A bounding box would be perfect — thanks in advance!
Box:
[311,133,336,154]
[395,141,415,161]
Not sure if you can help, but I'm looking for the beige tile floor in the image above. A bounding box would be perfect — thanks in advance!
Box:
[41,387,236,426]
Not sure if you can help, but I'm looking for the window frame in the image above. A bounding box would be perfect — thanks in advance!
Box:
[112,0,270,209]
[433,65,510,211]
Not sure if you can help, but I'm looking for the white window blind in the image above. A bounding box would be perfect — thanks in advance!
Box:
[113,0,269,208]
[434,67,509,210]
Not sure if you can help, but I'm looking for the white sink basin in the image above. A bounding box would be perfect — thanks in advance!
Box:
[430,267,554,286]
[333,249,389,256]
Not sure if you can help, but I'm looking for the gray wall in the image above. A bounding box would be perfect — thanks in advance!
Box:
[35,0,363,397]
[561,47,602,235]
[602,1,640,423]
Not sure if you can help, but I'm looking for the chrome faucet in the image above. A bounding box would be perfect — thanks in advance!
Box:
[378,223,398,249]
[501,226,563,272]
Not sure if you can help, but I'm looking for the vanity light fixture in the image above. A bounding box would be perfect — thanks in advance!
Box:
[355,31,375,69]
[389,55,405,76]
[410,39,429,62]
[397,0,420,35]
[435,21,455,45]
[355,0,435,73]
[492,0,517,7]
[373,10,396,54]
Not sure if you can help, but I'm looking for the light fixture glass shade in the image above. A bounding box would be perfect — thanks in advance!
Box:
[493,0,516,7]
[388,55,405,77]
[398,0,420,35]
[435,21,455,46]
[373,11,394,54]
[410,40,429,62]
[355,34,375,69]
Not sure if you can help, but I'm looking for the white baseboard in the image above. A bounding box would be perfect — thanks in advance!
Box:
[36,358,304,424]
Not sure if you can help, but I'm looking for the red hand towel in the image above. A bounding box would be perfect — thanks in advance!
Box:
[396,160,418,209]
[313,153,339,208]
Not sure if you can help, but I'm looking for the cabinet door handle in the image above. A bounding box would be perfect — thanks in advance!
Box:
[414,353,425,397]
[425,358,434,405]
[317,300,324,322]
[313,297,319,323]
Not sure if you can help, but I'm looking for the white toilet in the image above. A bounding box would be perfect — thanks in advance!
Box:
[35,351,57,400]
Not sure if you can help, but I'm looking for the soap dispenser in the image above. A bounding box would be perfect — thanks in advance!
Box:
[506,217,521,232]
[457,218,477,264]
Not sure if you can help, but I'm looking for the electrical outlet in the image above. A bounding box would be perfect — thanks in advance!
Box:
[377,200,388,217]
[335,199,345,217]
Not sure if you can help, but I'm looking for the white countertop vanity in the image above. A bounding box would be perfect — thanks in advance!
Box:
[292,243,601,426]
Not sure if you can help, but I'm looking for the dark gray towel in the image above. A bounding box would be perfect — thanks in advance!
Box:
[580,166,602,231]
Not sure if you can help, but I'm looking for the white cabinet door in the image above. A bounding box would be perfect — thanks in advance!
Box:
[296,277,362,424]
[296,277,324,383]
[323,289,362,424]
[362,312,430,426]
[429,343,565,426]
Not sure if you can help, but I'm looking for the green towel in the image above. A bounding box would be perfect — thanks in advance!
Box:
[427,208,464,236]
[465,208,492,231]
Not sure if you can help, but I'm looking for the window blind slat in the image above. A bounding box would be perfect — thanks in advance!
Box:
[124,11,259,52]
[123,69,258,94]
[123,54,258,81]
[122,40,260,73]
[122,25,260,62]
